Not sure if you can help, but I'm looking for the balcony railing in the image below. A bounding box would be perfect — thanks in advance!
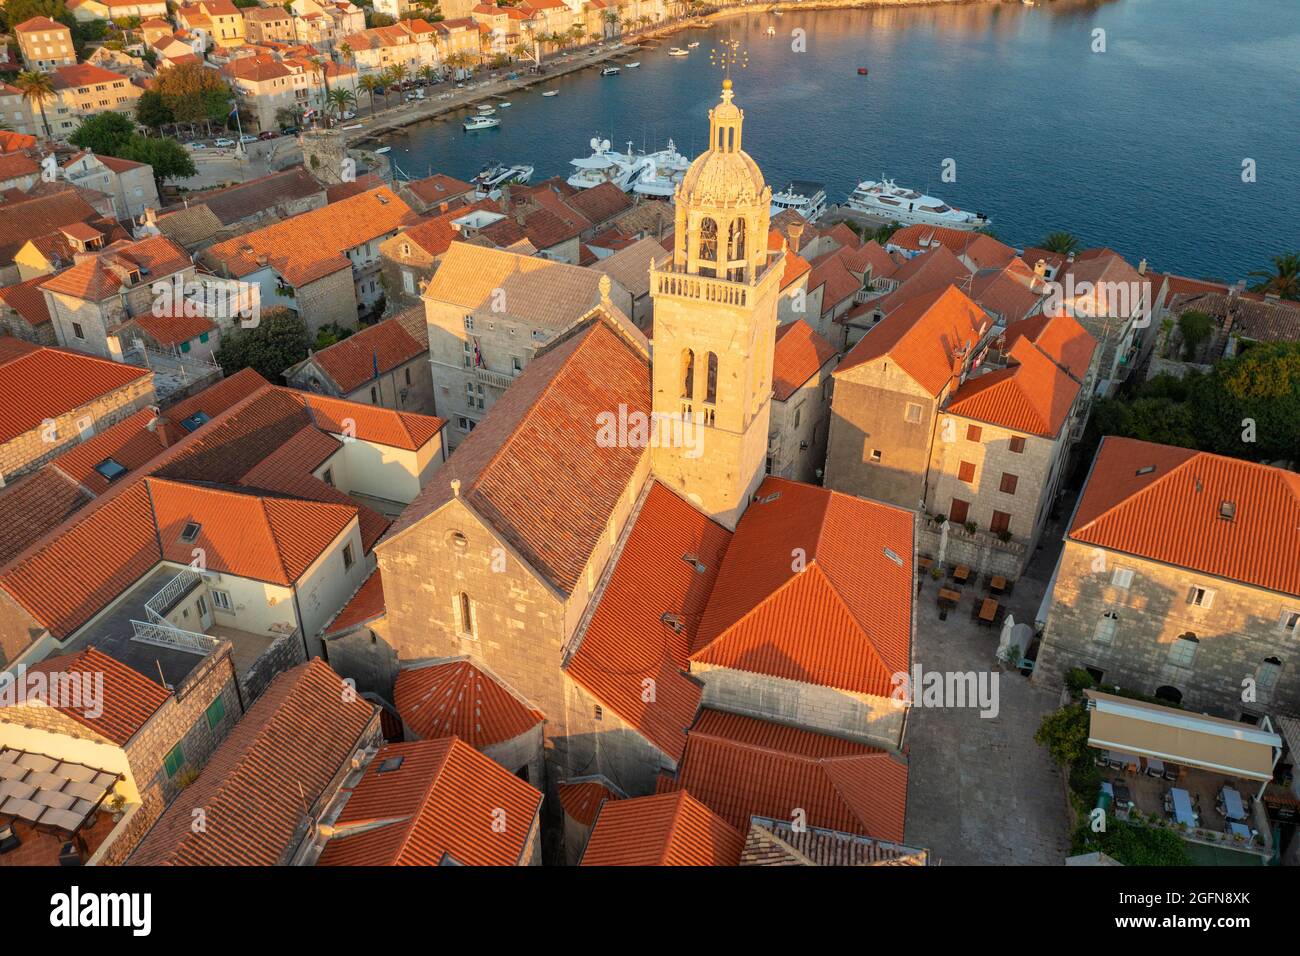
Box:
[144,567,203,624]
[652,269,750,307]
[473,365,517,390]
[130,619,220,657]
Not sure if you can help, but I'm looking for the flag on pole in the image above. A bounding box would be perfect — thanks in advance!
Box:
[473,338,484,368]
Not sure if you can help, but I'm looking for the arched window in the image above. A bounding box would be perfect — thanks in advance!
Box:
[458,592,473,638]
[1154,685,1183,705]
[1168,633,1198,667]
[728,218,746,261]
[680,348,695,400]
[705,352,718,404]
[698,217,717,262]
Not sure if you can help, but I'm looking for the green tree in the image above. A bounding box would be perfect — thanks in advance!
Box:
[1248,252,1300,301]
[135,88,174,129]
[1040,231,1081,255]
[214,307,311,383]
[151,60,232,129]
[358,74,381,116]
[69,110,135,155]
[326,85,355,118]
[119,134,196,189]
[1176,309,1212,361]
[1034,704,1090,767]
[366,10,394,27]
[1,0,70,32]
[15,69,55,139]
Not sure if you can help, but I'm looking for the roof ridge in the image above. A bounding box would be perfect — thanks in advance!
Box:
[391,738,458,865]
[661,788,691,865]
[1071,441,1201,539]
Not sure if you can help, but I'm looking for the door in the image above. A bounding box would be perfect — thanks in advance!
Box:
[196,594,213,630]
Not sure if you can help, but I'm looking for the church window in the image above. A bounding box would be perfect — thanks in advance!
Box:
[699,217,718,262]
[705,352,718,404]
[681,349,695,400]
[728,218,746,261]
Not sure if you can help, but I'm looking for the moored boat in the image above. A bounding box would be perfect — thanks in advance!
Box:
[845,176,990,229]
[770,180,828,223]
[463,115,501,131]
[542,90,559,96]
[601,66,620,76]
[668,47,689,56]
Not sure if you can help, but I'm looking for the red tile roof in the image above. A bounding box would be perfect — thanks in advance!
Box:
[14,15,67,32]
[0,152,39,181]
[0,189,100,261]
[563,181,632,225]
[0,343,151,444]
[15,647,170,746]
[316,738,543,866]
[383,314,649,596]
[299,391,444,451]
[580,790,744,866]
[1003,310,1096,383]
[50,63,133,90]
[945,337,1082,438]
[557,779,620,826]
[568,482,729,761]
[1069,437,1300,596]
[808,246,862,312]
[0,468,90,569]
[324,566,385,635]
[298,309,427,393]
[395,659,543,749]
[41,236,192,301]
[691,477,913,697]
[49,407,173,495]
[130,660,376,866]
[132,311,216,346]
[836,285,989,396]
[662,709,909,841]
[0,273,54,329]
[404,173,474,206]
[772,320,836,401]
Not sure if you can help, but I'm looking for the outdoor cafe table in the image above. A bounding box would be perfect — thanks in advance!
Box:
[1145,757,1165,776]
[1221,786,1247,820]
[978,598,998,624]
[1170,787,1196,827]
[938,588,961,607]
[1228,822,1251,840]
[990,575,1008,594]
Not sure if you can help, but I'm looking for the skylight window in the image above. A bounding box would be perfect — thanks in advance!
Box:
[661,612,685,634]
[377,756,405,774]
[1219,500,1236,520]
[1135,465,1156,476]
[179,411,210,433]
[180,522,201,543]
[93,458,127,482]
[681,553,707,573]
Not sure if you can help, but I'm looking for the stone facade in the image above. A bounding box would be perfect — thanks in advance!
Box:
[293,267,365,335]
[0,371,155,482]
[768,360,833,484]
[1034,540,1300,720]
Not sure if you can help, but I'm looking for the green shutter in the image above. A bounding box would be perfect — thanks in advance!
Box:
[199,332,209,343]
[205,695,226,730]
[163,744,185,778]
[180,340,191,353]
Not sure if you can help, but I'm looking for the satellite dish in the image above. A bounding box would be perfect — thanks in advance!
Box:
[589,136,600,151]
[600,139,611,152]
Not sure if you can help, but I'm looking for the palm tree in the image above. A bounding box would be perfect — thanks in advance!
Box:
[309,56,333,127]
[326,86,355,120]
[1248,252,1300,301]
[568,22,585,47]
[418,65,435,85]
[621,16,635,34]
[1040,231,1081,255]
[603,9,619,37]
[389,62,409,88]
[16,70,55,140]
[359,74,381,116]
[638,14,652,30]
[380,67,399,108]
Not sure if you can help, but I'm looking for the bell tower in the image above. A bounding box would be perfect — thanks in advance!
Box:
[649,80,784,530]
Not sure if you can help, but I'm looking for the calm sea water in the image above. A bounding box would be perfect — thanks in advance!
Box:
[384,0,1299,281]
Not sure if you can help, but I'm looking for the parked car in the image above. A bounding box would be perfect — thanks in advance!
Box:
[213,137,235,147]
[238,134,257,144]
[341,110,356,120]
[280,126,299,135]
[185,141,206,150]
[258,130,278,140]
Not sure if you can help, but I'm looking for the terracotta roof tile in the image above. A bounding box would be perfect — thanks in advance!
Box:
[324,566,385,635]
[563,181,632,225]
[168,168,323,227]
[295,309,427,393]
[557,779,620,826]
[395,659,543,748]
[316,737,542,866]
[946,337,1082,438]
[837,285,989,395]
[772,320,836,401]
[132,311,216,346]
[41,236,192,301]
[0,344,151,444]
[404,173,474,206]
[50,63,133,90]
[1003,310,1096,382]
[0,273,54,328]
[568,482,727,760]
[580,790,743,866]
[0,189,100,261]
[130,660,376,866]
[662,709,908,841]
[14,647,170,746]
[1069,437,1300,596]
[691,477,913,697]
[0,468,90,568]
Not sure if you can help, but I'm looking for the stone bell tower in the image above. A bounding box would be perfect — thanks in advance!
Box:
[649,79,784,530]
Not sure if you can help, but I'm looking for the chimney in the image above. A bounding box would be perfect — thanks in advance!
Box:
[257,253,269,266]
[439,200,449,214]
[450,478,461,498]
[1137,258,1147,276]
[788,221,805,252]
[499,182,512,211]
[1066,251,1075,264]
[1033,259,1046,278]
[143,207,158,226]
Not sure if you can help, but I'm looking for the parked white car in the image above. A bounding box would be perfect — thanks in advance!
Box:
[214,137,235,147]
[238,134,257,143]
[186,141,206,150]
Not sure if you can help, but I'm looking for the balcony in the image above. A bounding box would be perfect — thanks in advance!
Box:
[473,365,517,390]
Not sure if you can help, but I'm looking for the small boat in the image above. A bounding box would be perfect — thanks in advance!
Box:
[601,66,620,76]
[498,101,512,108]
[542,90,559,97]
[477,105,496,115]
[765,26,776,36]
[625,61,640,68]
[668,47,689,57]
[463,115,501,131]
[687,41,699,48]
[858,67,869,76]
[374,146,391,154]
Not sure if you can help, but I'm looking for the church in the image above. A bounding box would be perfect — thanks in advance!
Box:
[348,81,916,855]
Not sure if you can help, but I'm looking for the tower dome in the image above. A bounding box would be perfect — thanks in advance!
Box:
[677,79,768,208]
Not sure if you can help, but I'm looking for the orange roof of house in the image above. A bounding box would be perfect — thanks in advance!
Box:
[383,315,649,596]
[0,152,39,181]
[690,477,913,698]
[808,246,862,312]
[0,273,53,329]
[133,311,216,346]
[564,181,632,225]
[0,188,100,260]
[14,15,67,32]
[580,790,744,866]
[840,238,897,279]
[299,309,427,393]
[772,320,836,401]
[41,236,192,301]
[14,647,170,746]
[130,660,375,866]
[299,391,443,451]
[0,470,91,571]
[203,186,415,287]
[50,63,133,90]
[404,173,474,206]
[860,245,972,321]
[1003,310,1096,382]
[568,482,728,761]
[1069,437,1300,596]
[395,659,543,749]
[836,285,988,396]
[49,407,174,495]
[945,336,1082,438]
[557,779,620,826]
[324,566,385,635]
[316,738,543,866]
[0,342,151,444]
[662,709,909,842]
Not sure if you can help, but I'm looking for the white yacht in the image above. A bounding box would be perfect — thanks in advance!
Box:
[601,65,620,76]
[463,115,501,131]
[631,139,691,199]
[473,162,534,196]
[668,47,689,57]
[845,177,990,229]
[770,180,828,222]
[567,137,640,191]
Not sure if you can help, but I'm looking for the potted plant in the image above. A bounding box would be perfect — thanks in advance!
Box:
[108,792,127,822]
[964,520,977,535]
[930,567,943,581]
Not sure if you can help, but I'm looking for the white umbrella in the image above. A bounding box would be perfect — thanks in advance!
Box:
[997,612,1016,661]
[936,519,950,569]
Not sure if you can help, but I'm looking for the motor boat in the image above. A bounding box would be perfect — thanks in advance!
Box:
[601,66,620,76]
[567,137,640,191]
[463,115,501,131]
[770,180,828,222]
[845,177,990,229]
[474,161,534,189]
[542,90,559,96]
[631,139,691,199]
[476,105,496,115]
[625,61,640,68]
[668,47,689,56]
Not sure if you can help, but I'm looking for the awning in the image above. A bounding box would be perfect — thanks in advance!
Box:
[1084,690,1281,782]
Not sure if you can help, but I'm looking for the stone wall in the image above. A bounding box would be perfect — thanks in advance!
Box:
[295,267,361,336]
[1033,540,1300,719]
[238,628,308,705]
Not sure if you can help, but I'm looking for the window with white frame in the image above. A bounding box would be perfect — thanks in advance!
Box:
[1280,609,1300,635]
[1094,611,1118,645]
[211,588,232,611]
[1111,567,1134,589]
[1188,586,1215,609]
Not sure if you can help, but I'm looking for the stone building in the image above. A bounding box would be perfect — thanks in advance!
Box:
[59,151,160,223]
[13,16,75,72]
[768,319,836,483]
[48,64,142,140]
[0,338,155,483]
[376,199,499,312]
[1033,436,1300,720]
